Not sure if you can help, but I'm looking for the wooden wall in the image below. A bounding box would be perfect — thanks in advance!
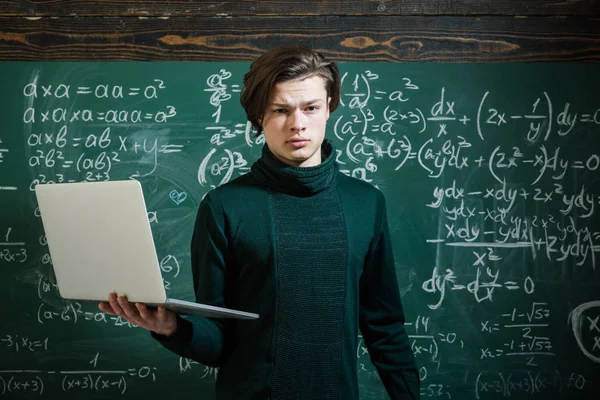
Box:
[0,0,598,61]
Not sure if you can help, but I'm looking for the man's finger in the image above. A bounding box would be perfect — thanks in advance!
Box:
[98,302,117,315]
[135,303,151,320]
[117,295,139,319]
[108,292,125,315]
[157,306,167,322]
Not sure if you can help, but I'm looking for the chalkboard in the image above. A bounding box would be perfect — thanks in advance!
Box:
[1,62,599,399]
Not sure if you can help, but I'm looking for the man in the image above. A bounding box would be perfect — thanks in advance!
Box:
[99,45,419,399]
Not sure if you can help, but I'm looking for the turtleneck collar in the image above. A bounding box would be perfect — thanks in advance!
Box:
[251,140,338,196]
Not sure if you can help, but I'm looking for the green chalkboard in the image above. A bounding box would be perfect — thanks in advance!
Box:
[1,62,599,399]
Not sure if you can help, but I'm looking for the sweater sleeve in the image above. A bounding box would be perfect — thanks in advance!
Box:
[359,194,420,399]
[152,192,236,367]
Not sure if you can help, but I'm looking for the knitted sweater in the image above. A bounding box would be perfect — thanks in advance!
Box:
[153,140,419,399]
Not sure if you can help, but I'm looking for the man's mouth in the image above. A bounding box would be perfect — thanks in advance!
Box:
[287,137,310,148]
[288,137,309,143]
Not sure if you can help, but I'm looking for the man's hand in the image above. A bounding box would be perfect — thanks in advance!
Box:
[98,292,178,337]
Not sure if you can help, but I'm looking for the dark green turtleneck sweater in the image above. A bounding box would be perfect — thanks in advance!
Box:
[153,140,419,399]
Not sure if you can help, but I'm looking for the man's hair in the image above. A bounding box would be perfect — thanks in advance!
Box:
[240,45,341,136]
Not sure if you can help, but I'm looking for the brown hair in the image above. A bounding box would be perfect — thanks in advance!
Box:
[240,45,341,136]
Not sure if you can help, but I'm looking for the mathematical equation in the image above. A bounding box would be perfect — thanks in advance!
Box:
[1,335,48,353]
[0,366,155,396]
[474,370,587,398]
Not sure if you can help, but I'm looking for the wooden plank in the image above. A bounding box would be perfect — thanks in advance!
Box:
[1,0,599,17]
[0,15,599,62]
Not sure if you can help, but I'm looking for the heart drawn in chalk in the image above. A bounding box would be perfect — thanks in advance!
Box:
[169,189,188,206]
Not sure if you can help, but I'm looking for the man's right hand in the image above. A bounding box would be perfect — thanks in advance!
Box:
[98,292,178,337]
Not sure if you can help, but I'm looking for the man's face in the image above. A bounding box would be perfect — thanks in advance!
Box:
[260,76,331,168]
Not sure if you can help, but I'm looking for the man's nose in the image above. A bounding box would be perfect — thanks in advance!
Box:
[289,109,307,132]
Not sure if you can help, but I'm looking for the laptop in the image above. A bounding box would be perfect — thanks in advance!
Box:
[34,180,258,320]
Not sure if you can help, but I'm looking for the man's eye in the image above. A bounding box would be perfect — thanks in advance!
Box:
[274,109,287,114]
[306,106,318,112]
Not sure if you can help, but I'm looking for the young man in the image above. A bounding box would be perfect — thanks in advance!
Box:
[99,45,419,399]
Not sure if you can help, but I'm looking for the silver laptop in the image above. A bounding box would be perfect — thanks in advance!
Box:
[34,180,258,320]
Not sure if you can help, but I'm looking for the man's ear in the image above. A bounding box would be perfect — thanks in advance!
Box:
[326,97,331,120]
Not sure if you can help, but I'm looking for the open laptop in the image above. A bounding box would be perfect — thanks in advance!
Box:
[34,180,258,320]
